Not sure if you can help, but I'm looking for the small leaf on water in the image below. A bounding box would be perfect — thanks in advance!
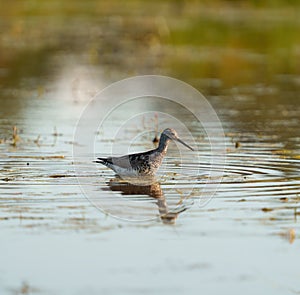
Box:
[262,207,273,212]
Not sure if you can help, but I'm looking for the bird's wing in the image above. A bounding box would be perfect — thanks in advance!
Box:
[96,150,154,169]
[112,155,132,168]
[128,153,150,168]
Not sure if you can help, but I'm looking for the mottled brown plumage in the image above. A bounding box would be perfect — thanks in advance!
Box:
[95,128,194,176]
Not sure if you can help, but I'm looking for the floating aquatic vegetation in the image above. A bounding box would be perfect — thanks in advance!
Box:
[277,228,296,244]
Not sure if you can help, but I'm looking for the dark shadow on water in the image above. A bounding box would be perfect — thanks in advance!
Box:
[108,177,189,225]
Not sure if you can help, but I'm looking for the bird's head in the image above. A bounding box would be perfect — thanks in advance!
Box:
[162,128,194,151]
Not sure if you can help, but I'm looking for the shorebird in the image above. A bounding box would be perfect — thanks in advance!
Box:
[95,128,194,177]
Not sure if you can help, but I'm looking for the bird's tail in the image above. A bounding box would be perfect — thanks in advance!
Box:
[94,157,112,165]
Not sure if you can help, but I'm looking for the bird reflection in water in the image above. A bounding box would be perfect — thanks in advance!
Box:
[108,177,190,224]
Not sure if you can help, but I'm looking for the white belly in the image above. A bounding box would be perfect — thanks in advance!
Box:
[111,165,140,177]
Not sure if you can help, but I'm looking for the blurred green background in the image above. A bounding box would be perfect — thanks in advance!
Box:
[1,0,300,97]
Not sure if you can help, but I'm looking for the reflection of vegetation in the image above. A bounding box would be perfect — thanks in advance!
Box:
[164,7,300,87]
[1,47,58,88]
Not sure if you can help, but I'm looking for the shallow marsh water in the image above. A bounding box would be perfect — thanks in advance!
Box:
[1,1,300,294]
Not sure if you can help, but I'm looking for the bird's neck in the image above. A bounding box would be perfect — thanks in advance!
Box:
[157,134,170,153]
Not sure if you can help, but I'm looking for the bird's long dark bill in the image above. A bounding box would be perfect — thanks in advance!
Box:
[176,138,194,151]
